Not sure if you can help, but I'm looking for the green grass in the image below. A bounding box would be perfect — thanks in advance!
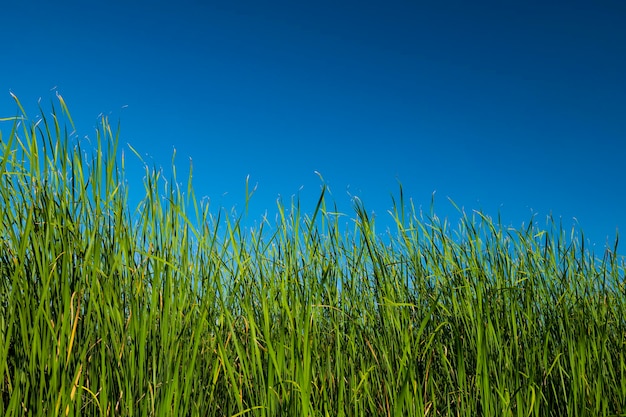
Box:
[1,94,625,416]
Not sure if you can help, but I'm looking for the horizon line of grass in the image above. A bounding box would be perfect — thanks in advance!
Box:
[1,94,625,416]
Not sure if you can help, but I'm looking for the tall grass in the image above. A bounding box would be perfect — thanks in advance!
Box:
[1,94,625,416]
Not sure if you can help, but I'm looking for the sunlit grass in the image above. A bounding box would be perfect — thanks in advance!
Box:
[1,94,625,416]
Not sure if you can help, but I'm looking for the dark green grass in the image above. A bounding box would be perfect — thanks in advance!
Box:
[1,94,625,416]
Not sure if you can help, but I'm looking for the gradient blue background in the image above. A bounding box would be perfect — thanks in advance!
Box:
[2,1,624,254]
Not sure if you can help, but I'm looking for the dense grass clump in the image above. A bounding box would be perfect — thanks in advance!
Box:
[1,95,625,416]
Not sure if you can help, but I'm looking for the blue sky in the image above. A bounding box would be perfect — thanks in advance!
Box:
[2,0,625,254]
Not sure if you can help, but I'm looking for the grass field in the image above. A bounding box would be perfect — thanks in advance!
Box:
[1,94,625,416]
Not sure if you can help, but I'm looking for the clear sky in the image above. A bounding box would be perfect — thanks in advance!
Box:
[2,0,625,254]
